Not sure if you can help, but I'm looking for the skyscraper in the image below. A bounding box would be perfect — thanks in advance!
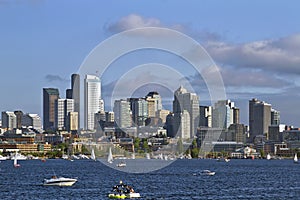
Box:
[84,75,101,130]
[145,91,162,118]
[43,88,59,130]
[199,106,212,127]
[212,100,238,129]
[173,86,199,139]
[128,98,148,126]
[55,99,74,130]
[249,98,272,142]
[66,74,80,129]
[114,99,132,128]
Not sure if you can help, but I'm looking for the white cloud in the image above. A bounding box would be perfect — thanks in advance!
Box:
[206,34,300,75]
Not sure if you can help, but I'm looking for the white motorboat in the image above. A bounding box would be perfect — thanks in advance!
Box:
[43,176,77,186]
[116,161,126,167]
[201,170,216,176]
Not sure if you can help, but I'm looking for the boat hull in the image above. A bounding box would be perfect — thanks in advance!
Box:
[43,177,77,186]
[108,193,140,199]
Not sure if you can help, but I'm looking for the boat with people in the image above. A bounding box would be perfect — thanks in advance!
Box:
[43,176,77,186]
[108,180,140,199]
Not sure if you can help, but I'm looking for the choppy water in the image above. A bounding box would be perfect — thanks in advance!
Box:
[0,159,299,199]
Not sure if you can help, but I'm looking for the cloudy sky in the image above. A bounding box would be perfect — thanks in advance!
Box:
[1,0,300,127]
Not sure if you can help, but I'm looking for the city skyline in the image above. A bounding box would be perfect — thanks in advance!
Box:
[1,1,300,126]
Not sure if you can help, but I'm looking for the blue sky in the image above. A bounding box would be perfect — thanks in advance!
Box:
[1,0,300,126]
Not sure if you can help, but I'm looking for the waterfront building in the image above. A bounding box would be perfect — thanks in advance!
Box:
[113,99,132,128]
[173,86,199,139]
[1,111,17,131]
[249,98,272,142]
[84,75,101,131]
[43,88,60,130]
[199,106,212,127]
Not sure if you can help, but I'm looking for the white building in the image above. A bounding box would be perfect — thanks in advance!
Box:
[84,75,102,130]
[1,111,17,131]
[55,99,74,130]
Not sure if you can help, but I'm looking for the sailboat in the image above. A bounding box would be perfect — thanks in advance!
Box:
[13,152,20,168]
[107,147,113,164]
[294,153,298,164]
[266,153,271,160]
[91,148,96,161]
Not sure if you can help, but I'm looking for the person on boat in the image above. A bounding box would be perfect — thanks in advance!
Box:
[52,175,57,179]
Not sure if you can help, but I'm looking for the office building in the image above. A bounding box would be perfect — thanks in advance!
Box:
[1,111,17,131]
[199,106,212,127]
[55,99,74,130]
[145,91,162,118]
[212,100,238,129]
[66,74,80,129]
[22,114,42,131]
[114,99,132,128]
[271,109,280,125]
[249,98,272,142]
[43,88,59,130]
[173,86,199,138]
[128,98,148,126]
[84,75,101,130]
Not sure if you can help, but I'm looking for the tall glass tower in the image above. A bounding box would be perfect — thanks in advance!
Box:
[84,75,101,130]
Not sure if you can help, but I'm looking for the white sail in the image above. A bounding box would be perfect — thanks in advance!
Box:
[294,153,298,163]
[14,154,18,165]
[107,147,113,163]
[91,148,96,161]
[267,153,271,160]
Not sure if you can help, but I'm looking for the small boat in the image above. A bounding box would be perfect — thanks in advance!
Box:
[13,154,20,168]
[116,161,126,167]
[294,153,298,164]
[108,147,113,164]
[201,170,215,176]
[43,176,77,186]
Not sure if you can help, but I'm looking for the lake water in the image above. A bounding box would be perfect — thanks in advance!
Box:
[0,159,299,199]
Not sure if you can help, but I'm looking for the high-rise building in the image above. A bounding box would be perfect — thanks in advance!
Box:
[156,109,170,124]
[1,111,17,131]
[128,98,148,126]
[271,109,280,125]
[173,86,199,139]
[105,111,114,122]
[43,88,59,130]
[66,74,80,129]
[199,106,212,127]
[14,110,23,129]
[212,100,238,129]
[22,113,42,131]
[249,98,272,142]
[145,91,162,118]
[113,99,132,128]
[55,99,74,130]
[84,75,101,130]
[68,111,78,132]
